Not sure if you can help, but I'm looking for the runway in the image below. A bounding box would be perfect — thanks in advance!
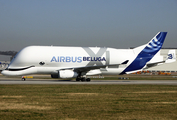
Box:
[0,78,177,85]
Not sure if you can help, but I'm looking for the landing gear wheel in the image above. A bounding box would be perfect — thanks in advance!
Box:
[76,78,80,81]
[81,77,86,82]
[86,78,91,82]
[22,78,26,81]
[76,76,91,82]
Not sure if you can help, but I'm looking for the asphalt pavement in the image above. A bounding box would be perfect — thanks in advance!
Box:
[0,77,177,85]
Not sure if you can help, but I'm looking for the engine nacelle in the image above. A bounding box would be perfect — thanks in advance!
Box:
[51,70,78,78]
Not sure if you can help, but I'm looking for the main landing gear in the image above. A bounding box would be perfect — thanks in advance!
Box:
[76,76,91,82]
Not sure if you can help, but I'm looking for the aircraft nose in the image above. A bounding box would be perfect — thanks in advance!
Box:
[1,70,10,76]
[1,70,6,75]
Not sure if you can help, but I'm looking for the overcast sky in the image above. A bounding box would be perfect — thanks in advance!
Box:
[0,0,177,60]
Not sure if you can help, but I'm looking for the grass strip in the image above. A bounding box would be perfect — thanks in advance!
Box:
[0,85,177,120]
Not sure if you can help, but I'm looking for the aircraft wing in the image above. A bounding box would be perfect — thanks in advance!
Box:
[73,64,119,73]
[60,60,129,73]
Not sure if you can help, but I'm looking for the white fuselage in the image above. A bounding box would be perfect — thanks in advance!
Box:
[2,46,136,76]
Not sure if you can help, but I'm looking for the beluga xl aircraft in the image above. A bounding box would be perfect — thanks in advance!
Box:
[1,32,175,81]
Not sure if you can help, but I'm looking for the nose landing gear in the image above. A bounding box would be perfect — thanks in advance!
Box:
[22,76,26,81]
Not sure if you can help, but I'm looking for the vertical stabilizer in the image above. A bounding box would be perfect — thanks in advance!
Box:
[121,32,167,74]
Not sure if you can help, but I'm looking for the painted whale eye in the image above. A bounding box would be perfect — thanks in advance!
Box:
[39,61,45,65]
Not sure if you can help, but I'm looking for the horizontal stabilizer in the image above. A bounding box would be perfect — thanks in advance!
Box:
[144,49,176,69]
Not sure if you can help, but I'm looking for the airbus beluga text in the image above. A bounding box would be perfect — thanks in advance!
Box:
[1,32,173,81]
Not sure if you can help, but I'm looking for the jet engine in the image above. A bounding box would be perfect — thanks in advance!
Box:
[51,70,78,78]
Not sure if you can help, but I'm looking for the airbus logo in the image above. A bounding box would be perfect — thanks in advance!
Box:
[50,56,106,63]
[51,56,82,63]
[51,47,108,64]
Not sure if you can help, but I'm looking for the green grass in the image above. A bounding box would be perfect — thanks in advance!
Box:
[0,85,177,120]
